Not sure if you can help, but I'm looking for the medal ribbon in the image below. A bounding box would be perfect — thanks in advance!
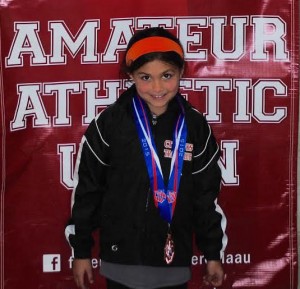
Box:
[132,95,187,224]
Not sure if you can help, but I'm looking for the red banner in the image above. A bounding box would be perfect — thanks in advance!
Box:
[0,0,298,288]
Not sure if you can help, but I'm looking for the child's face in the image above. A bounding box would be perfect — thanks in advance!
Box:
[129,59,182,116]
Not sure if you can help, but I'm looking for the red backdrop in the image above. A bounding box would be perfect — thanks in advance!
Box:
[0,0,298,289]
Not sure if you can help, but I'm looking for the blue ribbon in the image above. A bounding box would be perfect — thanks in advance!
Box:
[132,95,187,224]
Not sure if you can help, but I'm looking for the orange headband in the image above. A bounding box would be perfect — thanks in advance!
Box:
[125,36,184,66]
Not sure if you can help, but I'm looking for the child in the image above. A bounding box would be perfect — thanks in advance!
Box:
[65,27,227,289]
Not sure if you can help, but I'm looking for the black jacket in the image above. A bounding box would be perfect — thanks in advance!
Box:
[66,85,226,267]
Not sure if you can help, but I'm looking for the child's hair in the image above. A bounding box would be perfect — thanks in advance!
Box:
[122,27,185,74]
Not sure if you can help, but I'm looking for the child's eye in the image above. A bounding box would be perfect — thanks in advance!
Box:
[163,73,173,79]
[141,75,150,81]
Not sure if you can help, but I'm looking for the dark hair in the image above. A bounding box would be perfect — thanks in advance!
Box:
[121,27,185,75]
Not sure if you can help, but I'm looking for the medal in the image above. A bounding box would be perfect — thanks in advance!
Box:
[132,94,187,265]
[164,233,175,264]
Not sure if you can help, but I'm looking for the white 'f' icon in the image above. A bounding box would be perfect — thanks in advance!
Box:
[43,254,61,272]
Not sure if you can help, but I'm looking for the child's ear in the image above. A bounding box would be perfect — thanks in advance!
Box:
[179,67,184,78]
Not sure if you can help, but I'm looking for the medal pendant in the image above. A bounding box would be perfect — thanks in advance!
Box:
[164,233,175,264]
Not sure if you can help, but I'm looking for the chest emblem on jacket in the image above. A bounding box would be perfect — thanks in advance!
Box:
[164,140,193,161]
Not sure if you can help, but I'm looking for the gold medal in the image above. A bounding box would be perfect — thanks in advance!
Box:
[164,233,175,264]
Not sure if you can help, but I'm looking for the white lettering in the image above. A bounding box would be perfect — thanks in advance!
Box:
[194,79,232,122]
[176,17,208,61]
[10,84,50,130]
[10,80,120,130]
[49,20,100,64]
[6,22,47,67]
[57,144,76,190]
[83,80,121,124]
[10,78,289,130]
[44,82,81,126]
[219,140,239,186]
[102,19,133,63]
[252,80,287,122]
[210,17,248,60]
[192,253,251,265]
[251,16,289,61]
[5,17,289,67]
[233,80,252,123]
[137,17,173,29]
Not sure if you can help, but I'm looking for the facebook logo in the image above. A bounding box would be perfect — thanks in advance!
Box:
[43,254,61,272]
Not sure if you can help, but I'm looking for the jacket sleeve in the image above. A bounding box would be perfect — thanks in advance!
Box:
[65,111,110,259]
[191,114,227,261]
